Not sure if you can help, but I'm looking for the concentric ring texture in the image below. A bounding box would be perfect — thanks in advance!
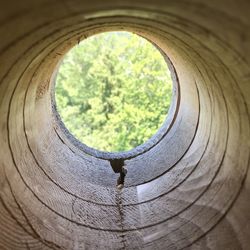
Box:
[0,1,249,249]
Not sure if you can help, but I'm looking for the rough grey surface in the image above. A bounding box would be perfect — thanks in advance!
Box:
[0,0,249,249]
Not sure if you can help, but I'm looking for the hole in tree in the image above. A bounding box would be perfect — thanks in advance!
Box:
[55,31,173,152]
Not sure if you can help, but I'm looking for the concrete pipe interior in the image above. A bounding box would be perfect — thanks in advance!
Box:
[0,1,249,249]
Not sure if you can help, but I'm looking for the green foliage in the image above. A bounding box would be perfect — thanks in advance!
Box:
[55,32,172,152]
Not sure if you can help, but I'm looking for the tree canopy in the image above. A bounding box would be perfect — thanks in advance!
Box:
[55,31,173,152]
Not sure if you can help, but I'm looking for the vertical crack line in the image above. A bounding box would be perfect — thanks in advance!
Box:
[116,190,126,250]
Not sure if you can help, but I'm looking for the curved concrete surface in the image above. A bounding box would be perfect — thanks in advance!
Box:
[0,1,249,249]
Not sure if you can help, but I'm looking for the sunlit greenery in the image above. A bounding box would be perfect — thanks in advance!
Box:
[55,31,172,152]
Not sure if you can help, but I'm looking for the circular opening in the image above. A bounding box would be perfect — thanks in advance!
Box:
[55,31,173,153]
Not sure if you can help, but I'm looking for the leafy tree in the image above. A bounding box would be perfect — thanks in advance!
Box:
[55,32,172,152]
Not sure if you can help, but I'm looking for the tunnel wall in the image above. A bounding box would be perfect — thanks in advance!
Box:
[0,0,249,249]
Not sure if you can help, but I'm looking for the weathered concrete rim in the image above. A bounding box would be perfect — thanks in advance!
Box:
[51,28,180,161]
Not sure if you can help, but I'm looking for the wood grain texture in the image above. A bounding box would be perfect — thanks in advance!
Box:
[0,0,249,249]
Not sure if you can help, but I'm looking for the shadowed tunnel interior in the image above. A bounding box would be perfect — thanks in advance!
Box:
[0,1,249,249]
